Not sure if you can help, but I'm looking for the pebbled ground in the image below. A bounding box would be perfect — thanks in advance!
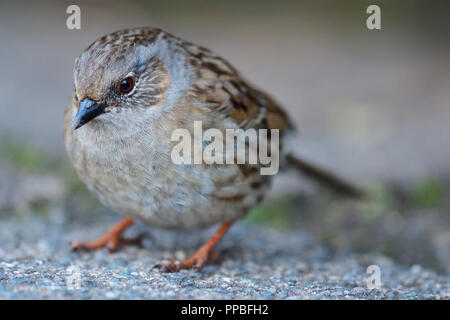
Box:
[0,215,448,299]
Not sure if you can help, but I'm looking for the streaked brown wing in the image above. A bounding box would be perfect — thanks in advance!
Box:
[185,43,294,132]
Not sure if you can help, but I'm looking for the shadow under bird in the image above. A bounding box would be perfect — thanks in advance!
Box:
[64,27,363,271]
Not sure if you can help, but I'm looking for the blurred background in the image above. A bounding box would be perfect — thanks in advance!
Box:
[0,0,449,273]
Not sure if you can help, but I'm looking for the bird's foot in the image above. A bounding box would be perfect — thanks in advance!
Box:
[153,250,221,272]
[153,221,233,272]
[71,217,136,252]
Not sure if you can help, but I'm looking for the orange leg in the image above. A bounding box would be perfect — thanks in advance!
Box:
[71,217,136,252]
[154,221,234,272]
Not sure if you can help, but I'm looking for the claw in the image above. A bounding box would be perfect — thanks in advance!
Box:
[153,259,182,272]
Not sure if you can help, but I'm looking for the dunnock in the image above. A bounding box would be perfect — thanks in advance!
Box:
[64,27,362,271]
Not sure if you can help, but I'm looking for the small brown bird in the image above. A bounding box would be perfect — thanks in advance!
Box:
[64,27,362,271]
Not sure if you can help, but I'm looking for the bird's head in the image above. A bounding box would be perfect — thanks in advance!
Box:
[72,28,182,130]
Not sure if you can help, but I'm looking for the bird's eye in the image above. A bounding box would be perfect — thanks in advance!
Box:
[118,77,134,94]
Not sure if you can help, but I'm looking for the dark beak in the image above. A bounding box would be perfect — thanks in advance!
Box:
[73,98,107,130]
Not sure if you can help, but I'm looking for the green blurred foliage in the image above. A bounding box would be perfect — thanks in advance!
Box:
[0,136,88,193]
[0,138,58,173]
[412,178,445,208]
[244,196,298,230]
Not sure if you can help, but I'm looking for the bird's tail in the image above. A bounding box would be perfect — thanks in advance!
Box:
[286,154,365,199]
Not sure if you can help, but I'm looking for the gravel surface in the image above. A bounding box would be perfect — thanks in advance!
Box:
[0,215,449,299]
